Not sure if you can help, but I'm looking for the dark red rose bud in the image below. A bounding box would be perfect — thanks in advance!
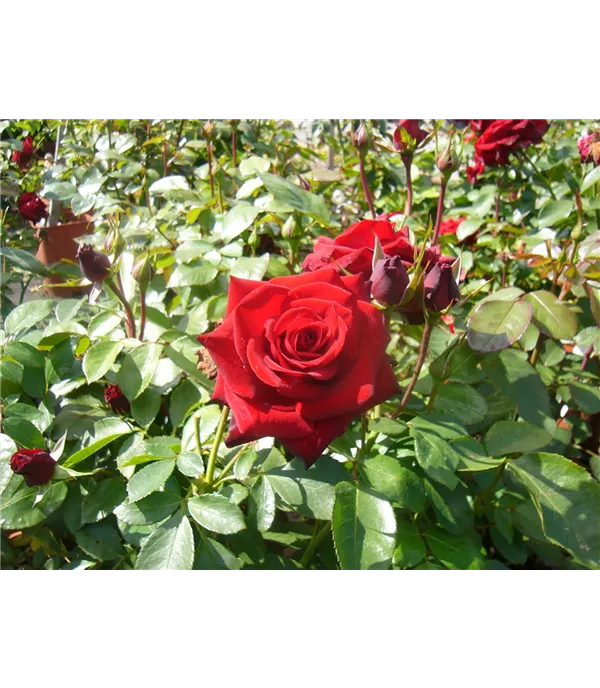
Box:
[77,244,111,283]
[12,136,35,170]
[18,192,48,224]
[10,449,56,487]
[371,255,410,306]
[393,119,427,152]
[104,384,130,414]
[424,263,460,312]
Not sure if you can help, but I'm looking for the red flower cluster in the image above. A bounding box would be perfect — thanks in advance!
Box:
[12,136,35,170]
[105,384,130,414]
[10,449,56,487]
[18,192,48,224]
[467,119,549,181]
[578,131,600,166]
[198,268,399,466]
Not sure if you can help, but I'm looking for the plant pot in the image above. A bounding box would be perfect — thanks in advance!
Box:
[35,214,94,298]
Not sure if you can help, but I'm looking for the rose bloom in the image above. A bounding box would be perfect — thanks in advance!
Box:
[10,449,56,487]
[105,384,130,414]
[198,268,399,466]
[18,192,48,224]
[393,119,427,152]
[474,119,549,166]
[578,131,600,166]
[438,217,477,245]
[12,136,35,170]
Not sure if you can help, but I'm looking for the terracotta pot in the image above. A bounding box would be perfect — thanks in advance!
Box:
[35,215,94,298]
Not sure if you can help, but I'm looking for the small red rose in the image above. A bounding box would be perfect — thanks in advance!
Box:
[10,449,56,487]
[18,192,48,224]
[198,268,399,466]
[77,244,112,283]
[438,216,477,245]
[474,119,548,167]
[105,384,130,414]
[12,136,35,170]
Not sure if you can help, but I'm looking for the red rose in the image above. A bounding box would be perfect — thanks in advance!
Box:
[302,217,413,280]
[10,449,56,487]
[578,132,600,166]
[393,119,427,152]
[438,216,477,245]
[18,192,48,224]
[474,119,548,167]
[105,384,130,414]
[371,255,409,306]
[466,157,485,183]
[198,268,399,466]
[12,136,35,170]
[77,244,112,283]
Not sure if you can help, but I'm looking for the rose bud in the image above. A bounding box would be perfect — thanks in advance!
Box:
[12,136,35,170]
[18,192,48,224]
[393,119,427,152]
[10,449,56,487]
[371,255,410,306]
[77,244,112,283]
[436,140,456,174]
[423,263,460,312]
[133,255,153,292]
[104,384,130,414]
[352,122,370,152]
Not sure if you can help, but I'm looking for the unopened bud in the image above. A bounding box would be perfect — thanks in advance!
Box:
[133,255,153,292]
[436,140,456,174]
[76,244,111,283]
[352,122,370,152]
[371,256,410,306]
[203,121,214,139]
[282,216,295,239]
[423,263,460,312]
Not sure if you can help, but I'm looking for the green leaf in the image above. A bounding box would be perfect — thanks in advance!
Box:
[424,527,485,570]
[239,156,270,178]
[117,343,163,401]
[164,340,214,392]
[538,200,573,226]
[0,247,51,276]
[425,479,473,534]
[0,481,67,530]
[176,452,205,478]
[76,521,125,561]
[456,218,482,241]
[482,349,554,434]
[525,290,578,340]
[131,388,162,428]
[430,341,485,385]
[149,175,190,194]
[413,429,461,490]
[127,460,176,503]
[194,537,240,570]
[135,514,194,570]
[62,418,133,468]
[332,482,396,570]
[369,417,407,436]
[568,381,600,414]
[260,172,331,225]
[188,494,246,534]
[230,254,270,280]
[540,339,565,366]
[266,456,348,520]
[82,340,123,383]
[2,417,46,449]
[221,203,260,241]
[4,300,54,336]
[114,486,182,526]
[581,165,600,193]
[467,299,532,353]
[167,260,219,287]
[249,475,276,532]
[433,382,488,425]
[81,477,127,524]
[360,456,425,511]
[42,181,78,201]
[508,453,600,567]
[452,436,503,471]
[393,517,426,568]
[169,380,203,428]
[486,420,552,456]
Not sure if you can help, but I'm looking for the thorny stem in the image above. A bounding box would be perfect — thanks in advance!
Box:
[107,276,136,339]
[402,154,413,217]
[358,154,376,219]
[393,323,433,417]
[139,291,147,342]
[205,406,229,487]
[431,179,448,246]
[474,459,508,511]
[300,521,331,568]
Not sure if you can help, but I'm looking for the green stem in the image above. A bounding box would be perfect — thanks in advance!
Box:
[300,521,331,568]
[194,412,203,458]
[106,276,136,338]
[212,446,248,489]
[205,406,229,487]
[139,291,147,341]
[359,153,376,219]
[474,459,508,512]
[431,179,448,246]
[393,322,433,417]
